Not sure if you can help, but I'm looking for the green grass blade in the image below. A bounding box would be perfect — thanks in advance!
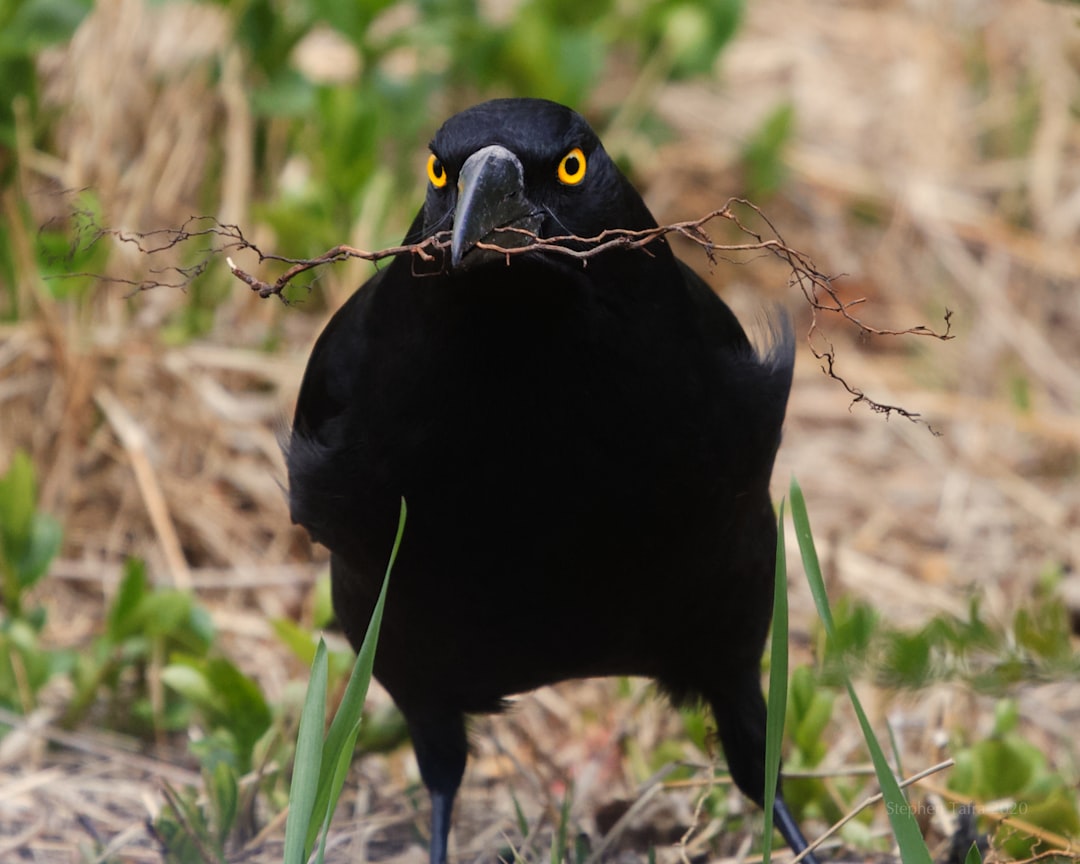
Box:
[789,477,932,864]
[551,787,572,864]
[886,715,905,781]
[843,680,932,864]
[315,719,365,864]
[762,498,789,864]
[284,638,329,864]
[510,789,530,840]
[788,479,834,636]
[305,497,407,855]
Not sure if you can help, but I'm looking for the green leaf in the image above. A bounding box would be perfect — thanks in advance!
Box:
[823,597,878,672]
[273,617,320,666]
[14,513,61,591]
[353,701,409,753]
[963,841,982,864]
[309,0,390,47]
[251,69,318,119]
[511,790,530,840]
[643,0,743,79]
[842,682,930,862]
[992,699,1019,737]
[742,102,795,198]
[315,717,364,864]
[788,664,816,719]
[1022,785,1080,838]
[966,737,1039,799]
[0,452,37,577]
[210,761,239,846]
[949,748,975,794]
[162,655,271,772]
[533,0,613,27]
[497,9,604,107]
[284,639,328,864]
[791,684,833,766]
[788,479,834,635]
[762,498,788,864]
[202,658,273,765]
[305,497,405,856]
[106,558,150,643]
[0,0,90,55]
[0,618,56,709]
[136,590,195,639]
[1013,598,1072,661]
[679,703,711,753]
[116,584,213,657]
[790,477,933,864]
[882,630,933,688]
[161,664,216,708]
[312,572,335,628]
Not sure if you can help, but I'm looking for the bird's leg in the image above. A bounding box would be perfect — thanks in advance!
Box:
[709,682,820,864]
[773,795,819,864]
[429,788,456,864]
[406,711,468,864]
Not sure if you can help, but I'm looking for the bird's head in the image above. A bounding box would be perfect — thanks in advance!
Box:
[419,98,660,271]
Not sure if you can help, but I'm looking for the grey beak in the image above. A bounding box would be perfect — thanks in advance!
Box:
[451,145,541,269]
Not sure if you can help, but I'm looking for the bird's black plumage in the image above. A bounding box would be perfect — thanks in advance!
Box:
[288,98,816,864]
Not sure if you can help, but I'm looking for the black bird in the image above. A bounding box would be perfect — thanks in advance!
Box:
[288,98,816,864]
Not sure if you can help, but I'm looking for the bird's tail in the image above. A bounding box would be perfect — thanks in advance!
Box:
[754,307,796,379]
[748,306,796,443]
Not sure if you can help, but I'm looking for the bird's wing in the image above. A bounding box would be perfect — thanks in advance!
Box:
[285,266,390,545]
[290,268,386,444]
[677,257,795,450]
[676,258,754,355]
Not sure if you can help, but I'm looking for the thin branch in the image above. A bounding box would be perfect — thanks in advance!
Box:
[53,198,954,429]
[790,758,956,864]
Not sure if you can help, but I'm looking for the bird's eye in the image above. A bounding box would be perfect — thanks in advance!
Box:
[427,154,448,189]
[557,147,587,186]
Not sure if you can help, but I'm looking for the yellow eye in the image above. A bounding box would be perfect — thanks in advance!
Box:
[557,147,587,185]
[427,153,448,188]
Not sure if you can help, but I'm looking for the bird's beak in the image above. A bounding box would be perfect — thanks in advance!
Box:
[451,144,542,270]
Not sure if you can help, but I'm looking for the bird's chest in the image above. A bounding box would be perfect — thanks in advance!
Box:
[320,269,727,655]
[368,283,689,488]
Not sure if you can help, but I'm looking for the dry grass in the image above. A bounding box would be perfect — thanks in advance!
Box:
[1,0,1078,861]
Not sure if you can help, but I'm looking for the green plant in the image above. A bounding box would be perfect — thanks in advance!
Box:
[741,102,795,199]
[497,785,586,864]
[274,606,410,756]
[877,573,1079,692]
[779,664,842,827]
[785,477,934,864]
[241,0,749,255]
[59,559,278,860]
[771,482,1080,861]
[150,668,279,855]
[155,770,242,864]
[64,558,215,733]
[0,450,65,712]
[762,498,789,864]
[0,0,91,172]
[273,616,355,699]
[948,699,1080,860]
[0,0,94,318]
[283,497,404,864]
[162,656,272,775]
[0,450,61,619]
[8,0,759,336]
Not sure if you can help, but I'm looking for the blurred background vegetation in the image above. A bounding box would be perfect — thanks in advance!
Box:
[0,0,1078,862]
